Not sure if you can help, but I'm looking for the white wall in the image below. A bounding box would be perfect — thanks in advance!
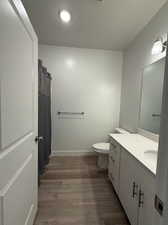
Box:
[39,45,123,154]
[120,2,168,132]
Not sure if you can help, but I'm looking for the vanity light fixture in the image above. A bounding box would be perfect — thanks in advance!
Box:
[59,10,71,23]
[152,38,167,55]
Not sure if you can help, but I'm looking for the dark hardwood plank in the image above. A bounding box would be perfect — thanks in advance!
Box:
[34,156,130,225]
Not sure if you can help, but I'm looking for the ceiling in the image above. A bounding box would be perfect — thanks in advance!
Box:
[22,0,167,50]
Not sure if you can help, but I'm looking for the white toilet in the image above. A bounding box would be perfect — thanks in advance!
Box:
[92,142,110,169]
[92,128,130,169]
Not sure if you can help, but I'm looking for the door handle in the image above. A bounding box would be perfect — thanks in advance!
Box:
[35,136,44,143]
[138,189,144,208]
[132,182,138,198]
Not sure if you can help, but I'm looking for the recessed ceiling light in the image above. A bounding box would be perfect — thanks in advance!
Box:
[59,10,71,23]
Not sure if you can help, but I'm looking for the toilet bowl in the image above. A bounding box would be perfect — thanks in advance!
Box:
[92,128,130,170]
[92,142,110,170]
[92,142,110,154]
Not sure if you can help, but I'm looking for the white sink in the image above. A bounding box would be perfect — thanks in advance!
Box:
[144,150,158,161]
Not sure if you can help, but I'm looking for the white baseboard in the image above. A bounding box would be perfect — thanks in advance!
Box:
[51,150,96,157]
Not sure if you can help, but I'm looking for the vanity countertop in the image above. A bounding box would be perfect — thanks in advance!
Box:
[109,134,158,175]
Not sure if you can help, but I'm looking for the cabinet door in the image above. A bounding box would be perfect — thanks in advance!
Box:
[112,150,121,194]
[138,167,156,225]
[109,140,121,194]
[108,139,116,183]
[119,149,139,225]
[108,158,114,182]
[108,148,115,185]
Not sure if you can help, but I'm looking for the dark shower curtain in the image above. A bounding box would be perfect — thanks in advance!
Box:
[38,60,52,176]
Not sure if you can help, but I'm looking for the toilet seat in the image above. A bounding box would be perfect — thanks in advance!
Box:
[92,142,110,154]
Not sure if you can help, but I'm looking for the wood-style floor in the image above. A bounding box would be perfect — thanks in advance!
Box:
[34,156,130,225]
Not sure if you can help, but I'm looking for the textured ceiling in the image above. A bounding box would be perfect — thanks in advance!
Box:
[22,0,167,50]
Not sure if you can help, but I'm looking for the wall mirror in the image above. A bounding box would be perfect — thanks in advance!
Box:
[139,57,166,135]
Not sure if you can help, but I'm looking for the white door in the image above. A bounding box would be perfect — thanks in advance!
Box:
[0,1,38,225]
[119,149,139,225]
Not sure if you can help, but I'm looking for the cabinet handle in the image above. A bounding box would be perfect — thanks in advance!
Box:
[132,182,138,198]
[110,156,115,163]
[138,189,144,208]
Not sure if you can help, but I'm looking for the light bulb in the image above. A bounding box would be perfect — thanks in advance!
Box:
[59,10,71,23]
[152,39,163,55]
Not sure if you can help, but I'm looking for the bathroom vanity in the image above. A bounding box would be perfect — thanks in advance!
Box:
[108,53,166,225]
[108,134,158,225]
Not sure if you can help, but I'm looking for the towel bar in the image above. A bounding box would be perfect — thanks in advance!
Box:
[57,111,84,115]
